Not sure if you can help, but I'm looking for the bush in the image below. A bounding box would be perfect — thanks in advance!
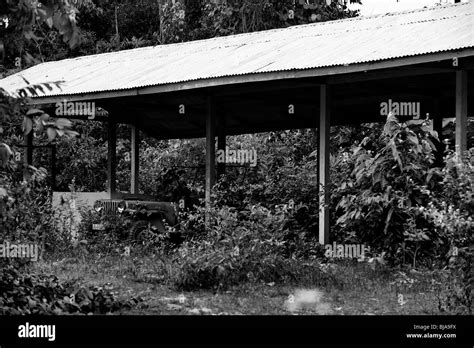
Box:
[333,116,445,266]
[171,204,327,290]
[75,209,136,257]
[424,150,473,314]
[0,165,56,266]
[0,266,135,315]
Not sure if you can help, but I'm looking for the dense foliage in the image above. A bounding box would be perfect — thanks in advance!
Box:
[1,0,360,72]
[0,266,137,314]
[1,0,472,316]
[170,203,326,290]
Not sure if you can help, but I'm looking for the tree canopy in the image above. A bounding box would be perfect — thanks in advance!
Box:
[1,0,361,73]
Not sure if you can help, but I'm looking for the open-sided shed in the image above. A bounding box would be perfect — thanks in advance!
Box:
[1,2,473,243]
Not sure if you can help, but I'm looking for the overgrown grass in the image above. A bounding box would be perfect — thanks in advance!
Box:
[29,252,467,315]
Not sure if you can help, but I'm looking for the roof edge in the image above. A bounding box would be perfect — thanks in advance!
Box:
[28,48,474,105]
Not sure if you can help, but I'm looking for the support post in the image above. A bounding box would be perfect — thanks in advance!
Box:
[455,70,468,158]
[107,121,117,198]
[205,96,216,208]
[432,99,444,166]
[131,125,139,194]
[318,84,330,245]
[24,131,33,166]
[217,115,226,178]
[51,145,57,190]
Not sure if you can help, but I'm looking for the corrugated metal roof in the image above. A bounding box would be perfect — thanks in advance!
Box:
[1,2,473,99]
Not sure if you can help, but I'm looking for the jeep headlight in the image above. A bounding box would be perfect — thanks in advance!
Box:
[117,201,126,214]
[93,201,103,213]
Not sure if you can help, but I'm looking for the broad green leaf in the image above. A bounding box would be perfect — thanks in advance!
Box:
[55,118,72,129]
[47,127,57,142]
[22,117,33,135]
[26,108,43,116]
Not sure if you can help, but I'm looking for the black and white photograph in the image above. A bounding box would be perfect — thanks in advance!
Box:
[0,0,472,346]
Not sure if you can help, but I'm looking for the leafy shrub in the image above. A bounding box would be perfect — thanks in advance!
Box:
[54,121,107,192]
[1,86,79,260]
[0,266,135,315]
[333,116,443,266]
[76,206,183,258]
[424,151,473,314]
[171,204,326,290]
[0,166,56,266]
[50,197,82,253]
[76,210,132,255]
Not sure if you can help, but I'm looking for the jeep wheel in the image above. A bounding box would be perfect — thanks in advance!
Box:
[129,221,150,241]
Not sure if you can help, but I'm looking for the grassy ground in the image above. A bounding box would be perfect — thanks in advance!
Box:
[31,253,452,315]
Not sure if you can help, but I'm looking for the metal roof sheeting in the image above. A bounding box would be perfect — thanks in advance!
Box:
[1,2,473,98]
